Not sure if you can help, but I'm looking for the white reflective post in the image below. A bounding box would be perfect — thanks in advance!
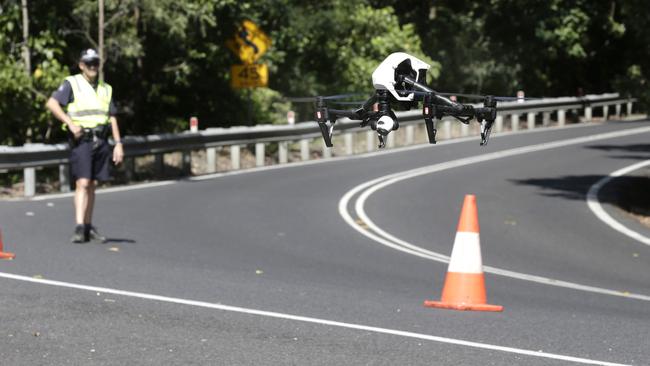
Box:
[344,133,353,155]
[603,105,609,121]
[527,112,535,129]
[495,115,503,133]
[405,125,415,145]
[300,139,310,161]
[255,143,265,167]
[322,141,331,159]
[366,130,374,152]
[511,114,519,131]
[278,141,288,164]
[542,112,550,127]
[558,109,566,126]
[386,132,395,148]
[206,147,216,173]
[461,122,469,137]
[59,164,70,193]
[615,104,621,118]
[443,119,452,139]
[584,106,592,122]
[230,145,240,170]
[24,167,35,197]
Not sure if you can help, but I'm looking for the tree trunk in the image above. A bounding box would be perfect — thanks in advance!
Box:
[98,0,104,82]
[21,0,33,142]
[21,0,31,75]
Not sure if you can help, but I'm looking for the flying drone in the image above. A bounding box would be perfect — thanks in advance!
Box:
[290,52,521,149]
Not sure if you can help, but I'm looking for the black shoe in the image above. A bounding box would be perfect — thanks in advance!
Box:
[86,225,107,243]
[71,225,87,243]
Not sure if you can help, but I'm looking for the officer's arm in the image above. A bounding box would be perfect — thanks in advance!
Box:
[45,97,74,128]
[110,116,124,164]
[46,97,82,138]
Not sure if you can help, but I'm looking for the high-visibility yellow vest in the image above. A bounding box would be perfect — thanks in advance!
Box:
[64,74,112,129]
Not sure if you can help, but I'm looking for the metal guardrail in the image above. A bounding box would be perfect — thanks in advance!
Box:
[0,93,636,197]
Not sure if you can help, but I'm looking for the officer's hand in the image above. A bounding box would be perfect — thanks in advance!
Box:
[113,143,124,165]
[69,123,83,139]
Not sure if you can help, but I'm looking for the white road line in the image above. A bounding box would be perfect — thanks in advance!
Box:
[0,271,629,366]
[339,126,650,302]
[587,160,650,247]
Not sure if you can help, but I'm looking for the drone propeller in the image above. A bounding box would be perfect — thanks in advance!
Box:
[399,89,540,101]
[286,93,370,103]
[328,101,367,106]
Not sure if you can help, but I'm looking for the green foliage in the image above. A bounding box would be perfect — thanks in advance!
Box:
[1,0,649,146]
[0,1,69,144]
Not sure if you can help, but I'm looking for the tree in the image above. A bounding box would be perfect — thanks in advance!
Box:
[0,0,69,145]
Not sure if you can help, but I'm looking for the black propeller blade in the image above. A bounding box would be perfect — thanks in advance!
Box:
[286,93,370,103]
[399,90,541,101]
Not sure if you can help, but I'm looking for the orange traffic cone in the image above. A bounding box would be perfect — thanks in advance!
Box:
[0,229,16,260]
[424,195,502,312]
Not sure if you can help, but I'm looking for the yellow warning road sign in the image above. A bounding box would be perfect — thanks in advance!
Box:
[226,20,271,64]
[231,64,268,89]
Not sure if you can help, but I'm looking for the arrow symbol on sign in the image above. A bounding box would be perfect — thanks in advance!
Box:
[238,28,259,54]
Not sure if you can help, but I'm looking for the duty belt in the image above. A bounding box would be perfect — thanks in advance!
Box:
[80,125,109,142]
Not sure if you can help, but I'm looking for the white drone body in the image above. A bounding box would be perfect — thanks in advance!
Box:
[371,52,431,102]
[312,52,497,149]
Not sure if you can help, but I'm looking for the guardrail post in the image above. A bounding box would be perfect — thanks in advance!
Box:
[154,154,164,175]
[443,119,452,139]
[511,114,519,132]
[125,157,135,181]
[615,104,621,118]
[387,132,395,148]
[495,115,503,133]
[255,143,265,167]
[183,151,192,175]
[300,139,310,161]
[558,109,566,126]
[542,112,550,127]
[405,125,415,145]
[59,164,70,193]
[366,131,374,152]
[461,122,469,137]
[627,100,633,116]
[24,167,35,197]
[322,141,331,159]
[527,112,535,130]
[603,105,609,121]
[230,145,240,170]
[278,141,288,164]
[206,147,217,173]
[584,105,592,122]
[344,133,353,155]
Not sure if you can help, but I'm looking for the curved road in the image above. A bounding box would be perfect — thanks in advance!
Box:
[1,120,649,365]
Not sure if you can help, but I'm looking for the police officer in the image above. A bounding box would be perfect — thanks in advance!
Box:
[46,48,124,243]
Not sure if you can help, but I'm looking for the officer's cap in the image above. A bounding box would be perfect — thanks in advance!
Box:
[80,48,100,63]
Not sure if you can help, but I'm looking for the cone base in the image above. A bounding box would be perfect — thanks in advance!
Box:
[424,299,503,312]
[0,251,15,260]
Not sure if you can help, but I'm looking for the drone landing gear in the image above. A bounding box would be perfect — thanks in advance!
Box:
[378,134,386,149]
[422,95,437,144]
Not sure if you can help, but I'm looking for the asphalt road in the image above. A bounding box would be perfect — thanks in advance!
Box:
[1,120,649,365]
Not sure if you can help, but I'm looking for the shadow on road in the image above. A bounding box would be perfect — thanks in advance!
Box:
[510,175,603,201]
[104,238,137,244]
[512,143,650,216]
[585,143,650,161]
